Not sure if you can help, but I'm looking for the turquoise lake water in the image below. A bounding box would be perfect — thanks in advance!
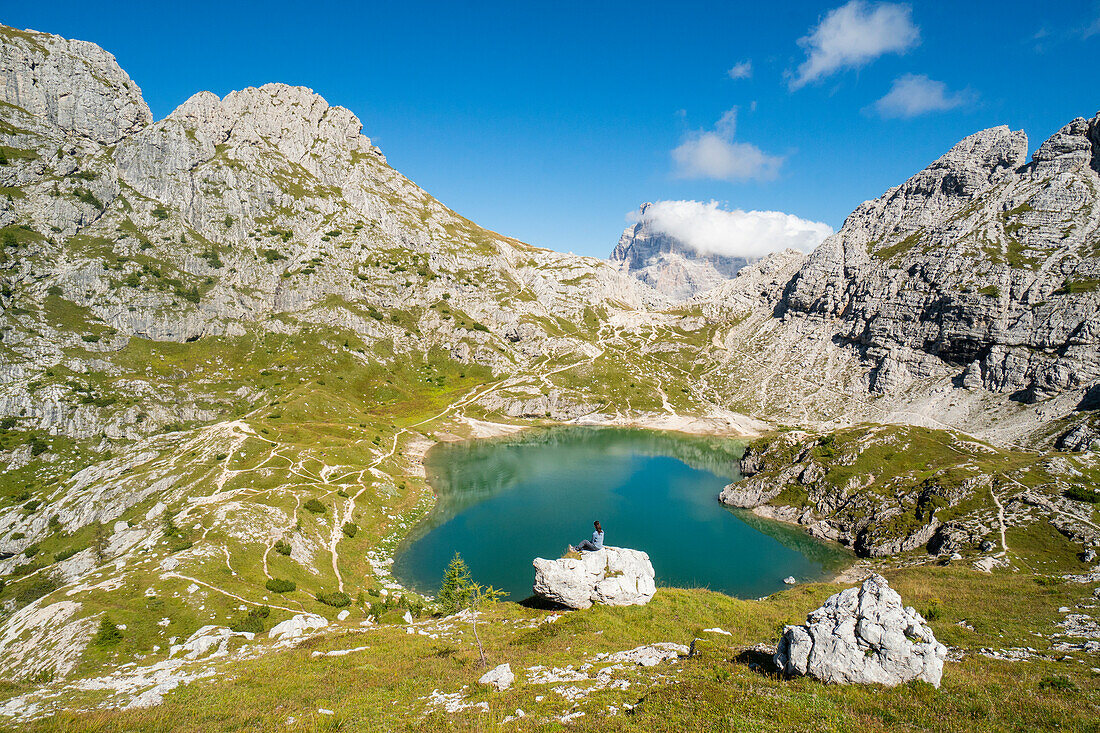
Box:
[392,427,850,601]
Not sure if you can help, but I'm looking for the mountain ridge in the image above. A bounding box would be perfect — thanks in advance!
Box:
[0,23,1098,724]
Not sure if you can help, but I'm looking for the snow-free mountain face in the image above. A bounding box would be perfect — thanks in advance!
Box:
[695,115,1100,447]
[0,23,1099,720]
[610,203,754,299]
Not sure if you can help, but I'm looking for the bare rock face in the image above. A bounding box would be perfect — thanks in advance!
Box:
[0,26,151,143]
[611,203,752,300]
[780,119,1100,403]
[775,574,947,687]
[532,547,656,609]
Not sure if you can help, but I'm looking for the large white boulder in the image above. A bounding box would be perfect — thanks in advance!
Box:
[268,614,328,643]
[479,663,514,691]
[532,546,656,609]
[775,574,947,687]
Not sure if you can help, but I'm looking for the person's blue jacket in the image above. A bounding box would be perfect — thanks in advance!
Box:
[591,530,604,549]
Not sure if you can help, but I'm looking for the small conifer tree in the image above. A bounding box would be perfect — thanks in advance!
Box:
[437,552,506,667]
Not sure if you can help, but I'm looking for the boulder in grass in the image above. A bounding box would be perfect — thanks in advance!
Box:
[268,613,328,643]
[532,546,655,609]
[479,663,514,691]
[775,574,947,687]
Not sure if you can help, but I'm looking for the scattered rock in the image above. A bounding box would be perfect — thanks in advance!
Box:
[783,576,797,585]
[604,643,688,667]
[775,574,947,687]
[531,547,656,609]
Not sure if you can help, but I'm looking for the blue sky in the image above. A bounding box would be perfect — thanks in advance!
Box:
[5,1,1099,257]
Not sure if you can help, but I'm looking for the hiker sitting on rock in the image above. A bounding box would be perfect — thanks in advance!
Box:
[571,521,604,552]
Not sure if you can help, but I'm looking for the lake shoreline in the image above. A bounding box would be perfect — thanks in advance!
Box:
[396,423,851,599]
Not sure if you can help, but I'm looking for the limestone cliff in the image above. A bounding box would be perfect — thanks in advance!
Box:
[699,118,1100,446]
[610,202,753,299]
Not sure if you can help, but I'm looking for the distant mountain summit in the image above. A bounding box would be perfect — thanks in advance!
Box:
[610,203,754,299]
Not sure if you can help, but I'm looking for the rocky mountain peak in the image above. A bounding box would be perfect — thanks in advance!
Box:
[610,202,753,300]
[0,25,151,143]
[1032,111,1100,175]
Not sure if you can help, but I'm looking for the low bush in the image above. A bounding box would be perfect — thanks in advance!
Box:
[230,606,271,633]
[316,591,351,608]
[1065,486,1100,504]
[303,498,326,514]
[265,578,296,593]
[93,617,122,646]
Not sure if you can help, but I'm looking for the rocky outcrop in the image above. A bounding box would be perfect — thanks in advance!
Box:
[0,26,151,143]
[532,547,656,609]
[692,115,1100,448]
[268,614,328,644]
[775,574,947,687]
[478,663,514,691]
[779,118,1100,403]
[611,203,752,299]
[718,425,1007,558]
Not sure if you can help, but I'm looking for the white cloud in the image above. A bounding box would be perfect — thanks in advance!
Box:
[791,1,920,89]
[630,200,833,260]
[727,60,753,79]
[871,74,970,118]
[1085,15,1100,38]
[672,108,783,182]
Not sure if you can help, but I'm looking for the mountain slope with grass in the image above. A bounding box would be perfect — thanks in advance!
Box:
[0,23,1098,731]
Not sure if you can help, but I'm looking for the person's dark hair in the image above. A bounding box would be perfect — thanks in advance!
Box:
[594,520,602,533]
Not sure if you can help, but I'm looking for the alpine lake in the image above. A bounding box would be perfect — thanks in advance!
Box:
[393,427,851,602]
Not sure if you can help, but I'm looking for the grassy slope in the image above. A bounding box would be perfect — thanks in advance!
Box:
[7,556,1098,732]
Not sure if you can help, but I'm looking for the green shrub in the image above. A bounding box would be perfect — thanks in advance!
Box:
[230,606,270,633]
[342,522,358,539]
[93,617,123,646]
[201,250,223,268]
[1065,486,1100,503]
[28,438,48,457]
[303,498,326,514]
[23,543,40,558]
[274,540,292,556]
[316,591,351,607]
[11,576,56,607]
[74,188,103,209]
[1039,674,1078,692]
[54,547,79,563]
[261,248,285,263]
[265,578,296,593]
[0,417,16,429]
[152,207,169,220]
[378,608,408,624]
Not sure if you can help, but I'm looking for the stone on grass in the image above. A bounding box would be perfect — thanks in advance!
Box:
[479,662,514,691]
[532,546,655,609]
[605,642,688,667]
[774,574,947,687]
[268,614,328,643]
